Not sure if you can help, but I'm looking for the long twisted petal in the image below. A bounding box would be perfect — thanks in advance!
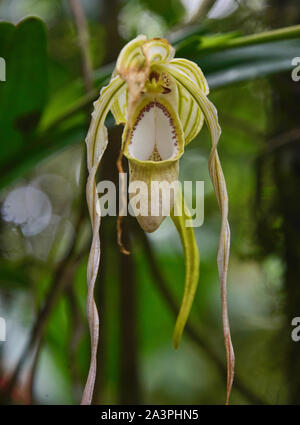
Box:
[82,75,125,405]
[162,63,234,404]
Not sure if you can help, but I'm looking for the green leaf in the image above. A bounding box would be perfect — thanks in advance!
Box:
[201,39,300,88]
[0,122,86,189]
[175,25,300,89]
[0,17,48,165]
[175,24,300,55]
[0,261,29,288]
[0,22,15,58]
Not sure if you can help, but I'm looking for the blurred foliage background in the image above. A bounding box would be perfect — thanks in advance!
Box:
[0,0,300,405]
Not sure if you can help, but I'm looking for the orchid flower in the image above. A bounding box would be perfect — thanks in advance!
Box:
[82,35,234,405]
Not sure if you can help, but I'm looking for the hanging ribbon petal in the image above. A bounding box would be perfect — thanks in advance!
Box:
[82,75,125,405]
[162,63,234,405]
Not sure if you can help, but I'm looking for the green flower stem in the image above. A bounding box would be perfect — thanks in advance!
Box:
[199,24,300,53]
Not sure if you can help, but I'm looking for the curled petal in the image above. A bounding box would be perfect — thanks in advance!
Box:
[82,75,125,405]
[163,63,234,404]
[116,35,149,114]
[142,38,175,64]
[171,189,200,348]
[116,35,147,76]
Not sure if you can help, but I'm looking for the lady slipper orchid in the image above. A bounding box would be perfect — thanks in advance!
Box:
[82,35,233,405]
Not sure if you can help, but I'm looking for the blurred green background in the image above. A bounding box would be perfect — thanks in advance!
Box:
[0,0,300,405]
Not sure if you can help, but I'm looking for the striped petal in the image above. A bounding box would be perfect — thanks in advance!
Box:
[171,189,199,349]
[110,83,128,125]
[166,59,209,145]
[86,75,125,172]
[161,62,234,405]
[82,75,125,405]
[116,34,147,76]
[169,59,209,94]
[176,82,204,145]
